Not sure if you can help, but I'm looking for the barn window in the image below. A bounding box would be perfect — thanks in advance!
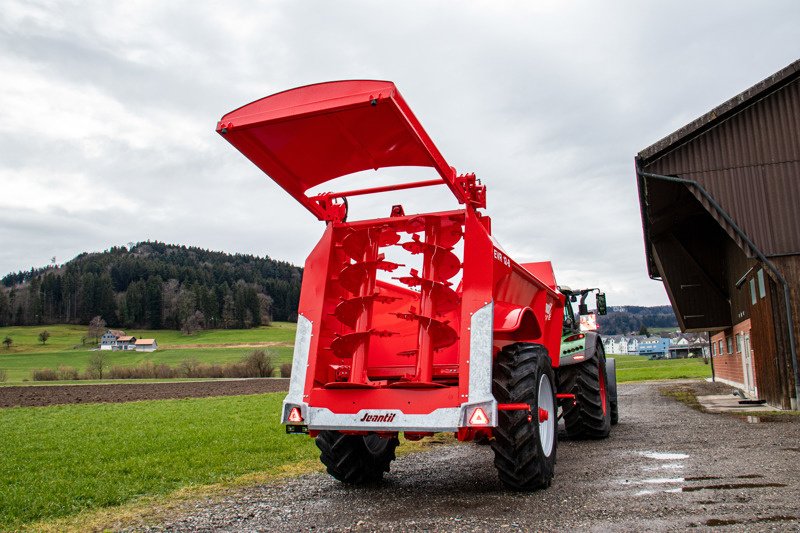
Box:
[726,336,733,354]
[757,269,766,299]
[749,279,757,305]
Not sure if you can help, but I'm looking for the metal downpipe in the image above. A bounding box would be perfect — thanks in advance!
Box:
[637,170,800,409]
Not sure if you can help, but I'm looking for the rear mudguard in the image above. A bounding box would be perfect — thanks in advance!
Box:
[559,332,604,368]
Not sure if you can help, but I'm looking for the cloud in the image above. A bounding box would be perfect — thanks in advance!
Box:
[1,0,799,307]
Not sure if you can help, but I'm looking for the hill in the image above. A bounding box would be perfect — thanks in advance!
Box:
[596,305,678,335]
[0,242,301,330]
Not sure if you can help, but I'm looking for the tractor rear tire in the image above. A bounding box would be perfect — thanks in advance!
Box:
[316,431,399,484]
[491,343,557,491]
[558,347,612,439]
[606,357,619,425]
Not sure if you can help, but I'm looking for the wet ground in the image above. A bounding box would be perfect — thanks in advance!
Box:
[0,378,289,407]
[137,380,800,532]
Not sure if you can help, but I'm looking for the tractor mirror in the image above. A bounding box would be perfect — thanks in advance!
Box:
[596,293,607,315]
[578,303,589,315]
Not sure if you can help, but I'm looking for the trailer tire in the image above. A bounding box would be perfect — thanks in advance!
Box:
[491,342,557,491]
[316,431,399,484]
[558,345,611,439]
[606,357,619,425]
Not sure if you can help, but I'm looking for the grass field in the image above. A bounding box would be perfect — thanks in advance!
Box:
[612,353,712,382]
[0,324,296,383]
[0,392,319,530]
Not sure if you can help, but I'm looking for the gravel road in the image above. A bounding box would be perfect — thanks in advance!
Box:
[0,378,289,407]
[144,381,800,532]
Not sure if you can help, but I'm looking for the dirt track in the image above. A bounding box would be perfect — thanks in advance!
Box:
[0,379,290,408]
[142,381,800,532]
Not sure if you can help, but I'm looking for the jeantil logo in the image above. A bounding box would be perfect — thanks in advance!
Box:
[360,412,397,423]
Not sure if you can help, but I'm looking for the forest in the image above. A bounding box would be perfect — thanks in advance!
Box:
[595,305,678,335]
[0,242,302,330]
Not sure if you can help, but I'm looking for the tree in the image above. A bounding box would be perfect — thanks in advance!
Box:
[2,336,11,350]
[181,310,205,335]
[38,330,51,345]
[88,315,107,343]
[638,325,650,336]
[0,289,10,327]
[86,352,108,379]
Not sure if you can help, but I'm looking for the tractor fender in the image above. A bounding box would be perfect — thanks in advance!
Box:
[606,357,618,404]
[559,331,604,368]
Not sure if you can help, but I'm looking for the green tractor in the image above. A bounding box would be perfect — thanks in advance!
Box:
[556,288,618,438]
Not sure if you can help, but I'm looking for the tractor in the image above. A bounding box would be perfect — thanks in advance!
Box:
[217,80,618,490]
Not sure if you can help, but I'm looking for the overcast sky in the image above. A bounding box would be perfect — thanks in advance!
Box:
[1,1,798,306]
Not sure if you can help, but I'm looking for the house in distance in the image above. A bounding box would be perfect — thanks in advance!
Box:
[99,330,157,352]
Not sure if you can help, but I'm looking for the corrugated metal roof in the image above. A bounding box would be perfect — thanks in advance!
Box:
[639,58,800,161]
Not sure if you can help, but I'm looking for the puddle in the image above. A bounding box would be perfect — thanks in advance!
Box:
[621,477,683,486]
[739,415,790,423]
[684,474,762,481]
[640,451,690,460]
[643,477,684,484]
[682,482,786,492]
[705,516,798,527]
[642,463,684,471]
[627,474,775,497]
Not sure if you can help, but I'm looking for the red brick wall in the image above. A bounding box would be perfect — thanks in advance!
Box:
[711,319,754,388]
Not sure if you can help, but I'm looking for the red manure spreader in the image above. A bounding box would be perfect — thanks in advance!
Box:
[217,80,617,490]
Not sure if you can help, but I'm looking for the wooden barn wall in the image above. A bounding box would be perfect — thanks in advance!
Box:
[749,270,789,408]
[770,255,800,406]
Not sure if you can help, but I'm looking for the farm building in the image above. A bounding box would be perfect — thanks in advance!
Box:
[116,336,137,350]
[134,339,158,352]
[100,329,127,350]
[635,59,800,409]
[637,338,670,358]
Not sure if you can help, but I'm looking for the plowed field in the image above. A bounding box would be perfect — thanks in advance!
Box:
[0,379,290,408]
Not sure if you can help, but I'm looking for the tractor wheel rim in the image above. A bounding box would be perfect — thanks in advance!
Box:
[538,374,555,457]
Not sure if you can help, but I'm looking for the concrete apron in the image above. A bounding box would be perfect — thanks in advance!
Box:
[697,394,775,413]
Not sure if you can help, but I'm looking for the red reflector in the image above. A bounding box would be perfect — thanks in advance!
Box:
[469,407,489,426]
[539,407,549,423]
[572,354,585,361]
[287,407,303,423]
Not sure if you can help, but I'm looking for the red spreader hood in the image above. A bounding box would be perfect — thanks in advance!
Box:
[217,80,460,220]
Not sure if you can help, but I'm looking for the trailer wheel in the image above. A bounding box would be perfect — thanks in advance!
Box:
[491,342,557,491]
[558,345,611,439]
[316,431,399,484]
[606,357,619,425]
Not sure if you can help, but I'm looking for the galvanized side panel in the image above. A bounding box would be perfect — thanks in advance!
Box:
[281,315,313,423]
[468,301,494,404]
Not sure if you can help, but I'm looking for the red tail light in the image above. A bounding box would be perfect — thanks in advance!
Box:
[564,333,586,343]
[287,407,304,423]
[468,407,489,426]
